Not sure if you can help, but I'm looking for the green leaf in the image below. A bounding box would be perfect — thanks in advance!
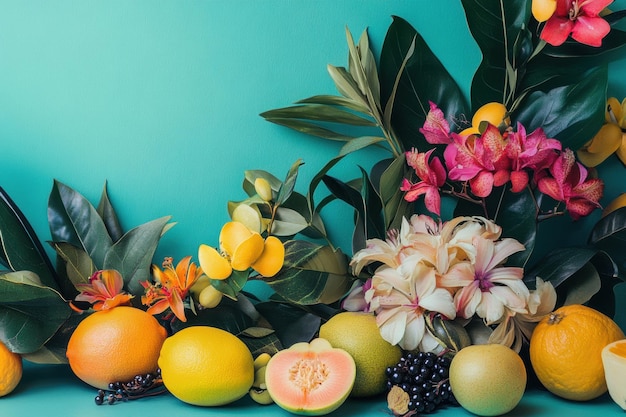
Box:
[513,64,607,150]
[102,215,172,294]
[243,170,283,197]
[266,240,352,305]
[258,104,375,126]
[271,207,309,237]
[327,65,368,106]
[260,117,356,142]
[373,155,410,230]
[612,282,626,331]
[0,271,71,354]
[170,301,255,336]
[50,242,95,287]
[560,263,601,306]
[48,180,113,268]
[338,136,386,157]
[589,207,626,274]
[461,0,530,108]
[380,16,469,151]
[96,181,123,242]
[276,159,304,207]
[297,95,371,114]
[255,301,321,348]
[0,187,59,291]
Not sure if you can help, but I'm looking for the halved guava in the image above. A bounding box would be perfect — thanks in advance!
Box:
[265,338,356,416]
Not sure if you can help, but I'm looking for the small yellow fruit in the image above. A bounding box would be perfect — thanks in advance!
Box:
[198,285,223,308]
[602,339,626,410]
[449,344,526,416]
[319,311,402,397]
[0,340,22,397]
[460,102,510,135]
[189,275,210,300]
[254,177,274,202]
[158,326,254,406]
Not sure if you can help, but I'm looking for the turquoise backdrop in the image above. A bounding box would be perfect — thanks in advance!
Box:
[0,1,625,265]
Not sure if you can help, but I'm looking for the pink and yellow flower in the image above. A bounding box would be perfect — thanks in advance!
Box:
[141,256,203,322]
[74,269,133,311]
[401,148,447,215]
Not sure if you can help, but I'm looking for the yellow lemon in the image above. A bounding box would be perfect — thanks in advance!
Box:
[158,326,254,406]
[0,340,22,397]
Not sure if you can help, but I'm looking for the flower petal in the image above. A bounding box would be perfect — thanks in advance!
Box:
[198,244,232,280]
[231,232,265,271]
[251,235,285,277]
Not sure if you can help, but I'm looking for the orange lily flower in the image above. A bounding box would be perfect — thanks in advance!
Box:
[141,256,203,322]
[74,269,134,311]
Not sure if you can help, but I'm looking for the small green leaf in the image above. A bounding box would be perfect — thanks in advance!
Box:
[96,181,123,242]
[259,104,375,126]
[240,326,275,338]
[327,65,368,106]
[561,263,601,306]
[261,117,356,142]
[276,159,304,207]
[297,95,371,114]
[271,207,309,236]
[0,272,71,354]
[338,136,386,157]
[50,242,95,287]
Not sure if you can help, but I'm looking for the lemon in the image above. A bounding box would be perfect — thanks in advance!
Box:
[319,311,402,397]
[158,326,254,406]
[0,340,22,397]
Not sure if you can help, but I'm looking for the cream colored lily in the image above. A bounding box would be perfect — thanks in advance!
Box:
[198,221,285,280]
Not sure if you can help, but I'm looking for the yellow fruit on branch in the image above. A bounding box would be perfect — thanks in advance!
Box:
[529,304,625,401]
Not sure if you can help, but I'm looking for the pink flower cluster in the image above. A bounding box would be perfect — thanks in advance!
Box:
[401,102,603,220]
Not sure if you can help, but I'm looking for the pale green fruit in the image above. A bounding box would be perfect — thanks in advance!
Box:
[198,285,223,308]
[450,344,526,416]
[254,178,274,202]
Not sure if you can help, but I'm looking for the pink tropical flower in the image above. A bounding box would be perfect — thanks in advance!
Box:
[505,123,562,192]
[419,101,452,144]
[365,259,457,351]
[401,148,447,215]
[439,236,527,324]
[444,124,511,197]
[537,148,604,219]
[540,0,614,47]
[75,269,134,311]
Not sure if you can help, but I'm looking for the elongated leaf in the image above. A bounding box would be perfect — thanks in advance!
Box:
[276,159,304,206]
[261,117,356,142]
[49,242,95,287]
[258,104,375,126]
[0,187,59,291]
[297,95,371,114]
[271,207,309,237]
[338,136,386,157]
[327,65,368,106]
[103,215,172,294]
[0,271,71,354]
[48,180,113,267]
[373,155,410,230]
[462,0,529,108]
[96,182,123,242]
[380,16,469,151]
[267,240,351,305]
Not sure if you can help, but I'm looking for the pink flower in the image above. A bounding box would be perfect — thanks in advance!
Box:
[75,269,134,311]
[444,124,511,197]
[540,0,614,47]
[439,236,527,324]
[505,124,562,192]
[401,148,447,215]
[419,101,452,144]
[537,148,604,219]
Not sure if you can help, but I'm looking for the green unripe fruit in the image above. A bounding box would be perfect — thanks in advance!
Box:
[199,285,223,308]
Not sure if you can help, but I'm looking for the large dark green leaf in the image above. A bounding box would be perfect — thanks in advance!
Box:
[96,182,123,243]
[371,155,412,230]
[48,180,113,267]
[0,187,59,291]
[170,301,255,336]
[379,16,469,151]
[103,216,172,294]
[589,207,626,273]
[266,240,352,305]
[0,271,71,354]
[255,301,321,348]
[512,64,607,150]
[461,0,529,109]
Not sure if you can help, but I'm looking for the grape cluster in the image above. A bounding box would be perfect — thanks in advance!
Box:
[94,369,166,405]
[385,351,458,415]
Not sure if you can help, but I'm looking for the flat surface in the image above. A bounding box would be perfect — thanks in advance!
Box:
[0,362,623,416]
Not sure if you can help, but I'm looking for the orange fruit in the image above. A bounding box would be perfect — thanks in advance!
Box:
[158,326,255,406]
[66,306,168,390]
[602,339,626,410]
[529,304,625,401]
[0,340,22,397]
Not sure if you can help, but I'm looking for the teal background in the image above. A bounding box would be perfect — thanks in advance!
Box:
[0,1,625,265]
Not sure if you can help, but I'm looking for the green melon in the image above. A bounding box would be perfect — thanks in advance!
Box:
[265,338,356,416]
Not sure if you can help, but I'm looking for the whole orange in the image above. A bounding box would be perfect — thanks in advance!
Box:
[529,304,625,401]
[0,340,22,397]
[66,306,168,390]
